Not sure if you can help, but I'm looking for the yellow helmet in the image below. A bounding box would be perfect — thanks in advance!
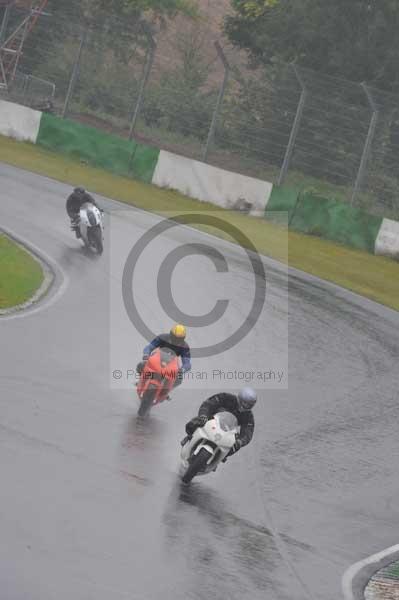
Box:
[170,324,186,339]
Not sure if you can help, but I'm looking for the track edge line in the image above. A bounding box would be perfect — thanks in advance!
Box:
[342,544,399,600]
[0,225,67,318]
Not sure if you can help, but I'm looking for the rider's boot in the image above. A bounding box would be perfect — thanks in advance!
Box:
[71,219,81,238]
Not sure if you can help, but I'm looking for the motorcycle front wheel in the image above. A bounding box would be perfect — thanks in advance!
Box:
[137,384,157,418]
[181,447,213,484]
[89,227,103,255]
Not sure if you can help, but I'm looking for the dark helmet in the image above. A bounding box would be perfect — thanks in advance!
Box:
[74,187,85,197]
[237,387,257,412]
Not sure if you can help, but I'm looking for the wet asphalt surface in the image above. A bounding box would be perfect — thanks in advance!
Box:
[1,163,399,600]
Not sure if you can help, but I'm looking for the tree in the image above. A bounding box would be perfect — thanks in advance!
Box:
[92,0,197,21]
[46,0,197,32]
[224,0,399,92]
[142,27,217,140]
[20,0,197,87]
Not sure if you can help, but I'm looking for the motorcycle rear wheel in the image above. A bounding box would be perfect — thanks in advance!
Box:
[181,447,213,484]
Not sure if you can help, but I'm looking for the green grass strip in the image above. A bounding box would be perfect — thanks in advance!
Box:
[0,134,399,311]
[383,562,399,579]
[0,233,44,309]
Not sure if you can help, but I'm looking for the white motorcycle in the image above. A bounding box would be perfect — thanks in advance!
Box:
[76,202,104,255]
[179,411,240,484]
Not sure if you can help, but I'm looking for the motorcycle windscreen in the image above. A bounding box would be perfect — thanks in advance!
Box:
[215,411,238,432]
[86,208,97,227]
[158,347,177,364]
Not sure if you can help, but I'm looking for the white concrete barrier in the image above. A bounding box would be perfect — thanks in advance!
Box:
[374,218,399,259]
[0,99,42,143]
[152,150,273,216]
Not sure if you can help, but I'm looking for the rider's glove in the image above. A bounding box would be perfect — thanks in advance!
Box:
[173,368,184,389]
[228,436,242,457]
[185,415,207,436]
[197,414,208,427]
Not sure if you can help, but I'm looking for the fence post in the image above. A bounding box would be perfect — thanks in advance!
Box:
[22,73,30,104]
[62,26,88,118]
[0,2,14,90]
[202,41,230,163]
[0,2,12,46]
[129,33,156,141]
[277,64,307,186]
[350,83,379,205]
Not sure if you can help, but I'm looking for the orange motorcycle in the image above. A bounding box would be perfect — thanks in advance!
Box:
[136,348,180,417]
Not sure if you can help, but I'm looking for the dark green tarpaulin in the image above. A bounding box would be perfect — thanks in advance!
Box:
[37,114,159,183]
[264,185,299,225]
[289,192,382,253]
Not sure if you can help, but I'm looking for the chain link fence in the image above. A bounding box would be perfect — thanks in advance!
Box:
[2,4,399,219]
[2,69,55,106]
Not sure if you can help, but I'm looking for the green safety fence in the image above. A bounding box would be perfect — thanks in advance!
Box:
[34,113,386,255]
[264,185,300,225]
[36,114,159,183]
[289,191,383,253]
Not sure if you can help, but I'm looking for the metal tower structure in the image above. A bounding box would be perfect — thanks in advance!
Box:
[0,0,49,91]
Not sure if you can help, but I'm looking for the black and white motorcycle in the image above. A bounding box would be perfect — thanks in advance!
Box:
[75,202,104,255]
[179,412,240,484]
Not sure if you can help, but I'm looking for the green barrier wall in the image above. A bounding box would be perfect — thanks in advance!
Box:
[34,113,385,255]
[289,192,383,253]
[264,185,299,224]
[36,114,159,183]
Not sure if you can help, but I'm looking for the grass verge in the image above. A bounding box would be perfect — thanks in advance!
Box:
[0,233,44,309]
[0,134,398,311]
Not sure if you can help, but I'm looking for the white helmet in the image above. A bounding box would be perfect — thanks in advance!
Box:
[237,387,257,412]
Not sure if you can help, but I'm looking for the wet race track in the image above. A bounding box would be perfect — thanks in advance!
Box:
[1,162,399,600]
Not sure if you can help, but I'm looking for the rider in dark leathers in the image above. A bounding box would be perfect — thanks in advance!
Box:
[185,388,257,457]
[66,187,99,238]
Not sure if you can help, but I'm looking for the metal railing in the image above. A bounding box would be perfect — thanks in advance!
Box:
[4,69,55,106]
